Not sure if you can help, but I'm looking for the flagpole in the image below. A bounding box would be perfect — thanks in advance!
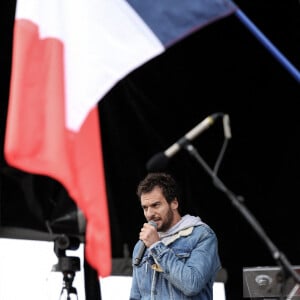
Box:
[235,9,300,84]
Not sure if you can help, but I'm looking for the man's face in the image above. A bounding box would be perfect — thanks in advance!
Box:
[141,186,178,232]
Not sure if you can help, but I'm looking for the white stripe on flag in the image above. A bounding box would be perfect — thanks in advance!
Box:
[16,0,164,131]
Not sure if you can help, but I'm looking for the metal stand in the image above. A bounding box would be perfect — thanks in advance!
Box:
[183,141,300,297]
[52,234,81,300]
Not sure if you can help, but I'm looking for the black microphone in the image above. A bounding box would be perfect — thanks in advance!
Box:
[146,113,223,171]
[134,220,157,266]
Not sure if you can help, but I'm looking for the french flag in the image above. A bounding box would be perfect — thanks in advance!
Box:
[4,0,237,277]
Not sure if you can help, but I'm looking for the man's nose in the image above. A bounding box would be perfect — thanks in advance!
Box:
[145,207,155,218]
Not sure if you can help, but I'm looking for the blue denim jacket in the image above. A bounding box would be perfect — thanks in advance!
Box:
[130,220,221,299]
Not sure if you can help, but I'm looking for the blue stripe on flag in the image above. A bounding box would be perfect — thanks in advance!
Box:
[126,0,237,46]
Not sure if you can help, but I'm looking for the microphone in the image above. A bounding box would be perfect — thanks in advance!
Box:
[222,114,232,139]
[146,113,223,171]
[134,220,157,266]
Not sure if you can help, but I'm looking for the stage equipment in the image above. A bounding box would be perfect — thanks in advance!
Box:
[243,266,300,299]
[52,234,81,300]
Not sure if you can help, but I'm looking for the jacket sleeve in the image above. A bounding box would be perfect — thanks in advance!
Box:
[129,243,141,300]
[129,266,141,299]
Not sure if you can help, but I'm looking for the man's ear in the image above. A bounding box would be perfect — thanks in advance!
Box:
[171,198,178,210]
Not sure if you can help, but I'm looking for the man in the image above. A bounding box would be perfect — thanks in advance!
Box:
[130,172,221,300]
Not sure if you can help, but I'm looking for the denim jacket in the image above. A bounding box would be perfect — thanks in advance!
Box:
[130,215,221,299]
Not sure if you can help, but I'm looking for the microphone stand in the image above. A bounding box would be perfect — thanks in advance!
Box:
[183,141,300,298]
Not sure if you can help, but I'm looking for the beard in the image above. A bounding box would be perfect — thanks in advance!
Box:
[159,207,174,232]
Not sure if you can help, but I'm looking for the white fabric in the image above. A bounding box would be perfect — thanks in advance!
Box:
[15,0,164,131]
[0,238,85,299]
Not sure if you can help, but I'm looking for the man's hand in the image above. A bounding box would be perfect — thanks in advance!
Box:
[139,222,159,247]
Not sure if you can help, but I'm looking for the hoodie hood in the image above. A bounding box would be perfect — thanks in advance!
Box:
[159,214,203,239]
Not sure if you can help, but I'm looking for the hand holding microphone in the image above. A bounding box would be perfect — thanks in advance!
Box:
[139,221,159,247]
[134,220,158,266]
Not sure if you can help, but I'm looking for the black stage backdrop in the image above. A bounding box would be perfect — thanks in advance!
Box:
[1,1,300,299]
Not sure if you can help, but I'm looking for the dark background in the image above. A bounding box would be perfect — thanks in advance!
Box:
[1,1,300,299]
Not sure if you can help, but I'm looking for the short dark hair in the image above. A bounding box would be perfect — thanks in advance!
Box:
[136,172,180,205]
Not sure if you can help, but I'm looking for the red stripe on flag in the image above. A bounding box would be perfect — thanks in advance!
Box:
[5,19,111,277]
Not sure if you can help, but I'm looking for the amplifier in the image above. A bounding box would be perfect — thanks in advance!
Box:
[243,266,300,299]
